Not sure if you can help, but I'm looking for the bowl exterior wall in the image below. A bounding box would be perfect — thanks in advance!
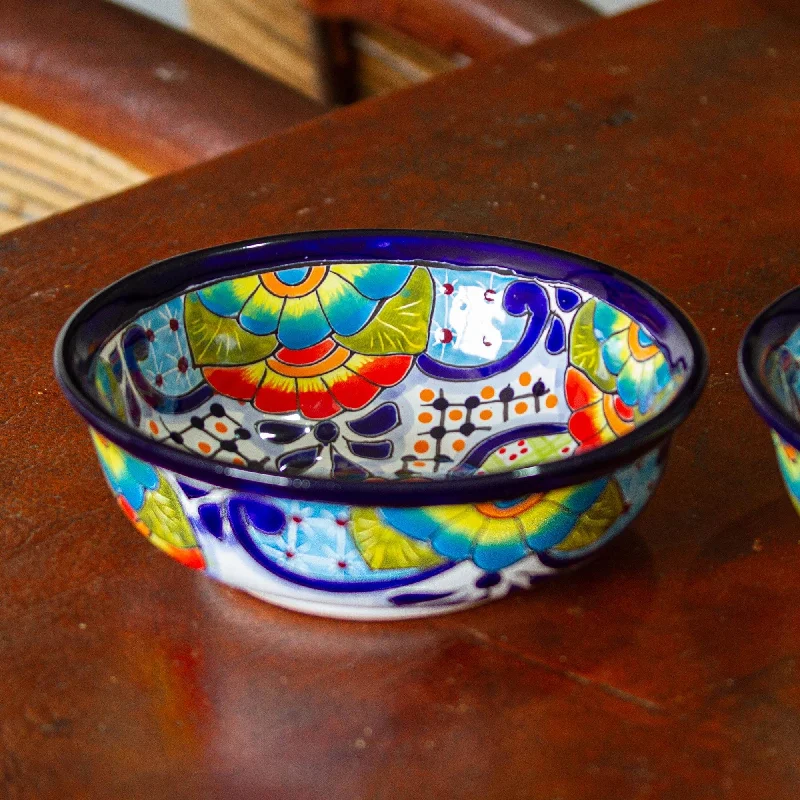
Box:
[772,430,800,516]
[89,427,667,619]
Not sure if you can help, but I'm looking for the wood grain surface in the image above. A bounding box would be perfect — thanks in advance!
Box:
[1,0,799,797]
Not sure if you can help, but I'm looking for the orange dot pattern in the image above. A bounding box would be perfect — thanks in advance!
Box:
[419,388,435,402]
[414,440,430,454]
[146,406,270,471]
[418,412,433,424]
[479,409,493,421]
[545,394,558,409]
[515,402,528,415]
[519,372,532,386]
[449,409,463,421]
[480,386,495,400]
[452,439,466,452]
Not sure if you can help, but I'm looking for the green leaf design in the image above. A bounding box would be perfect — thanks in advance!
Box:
[553,480,625,552]
[334,267,433,355]
[184,292,278,367]
[569,299,617,393]
[138,475,199,550]
[481,433,576,472]
[351,507,445,569]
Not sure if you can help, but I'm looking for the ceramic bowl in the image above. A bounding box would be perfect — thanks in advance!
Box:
[740,287,800,514]
[55,230,707,619]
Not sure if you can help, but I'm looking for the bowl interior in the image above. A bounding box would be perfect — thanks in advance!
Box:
[87,254,688,482]
[764,323,800,425]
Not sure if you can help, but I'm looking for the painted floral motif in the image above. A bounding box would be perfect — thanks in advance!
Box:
[565,366,635,451]
[184,263,433,420]
[566,298,677,451]
[216,493,446,588]
[196,263,414,347]
[94,351,126,422]
[378,478,625,571]
[572,299,672,412]
[203,337,413,420]
[773,431,800,515]
[90,429,205,569]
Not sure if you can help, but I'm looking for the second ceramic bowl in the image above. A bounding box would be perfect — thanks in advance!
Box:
[740,286,800,515]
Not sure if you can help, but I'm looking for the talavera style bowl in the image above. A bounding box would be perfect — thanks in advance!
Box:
[55,231,707,619]
[740,287,800,515]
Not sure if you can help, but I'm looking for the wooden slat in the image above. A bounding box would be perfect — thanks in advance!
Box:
[187,0,320,98]
[0,101,148,234]
[185,0,459,100]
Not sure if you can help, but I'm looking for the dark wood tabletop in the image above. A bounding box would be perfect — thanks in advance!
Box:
[2,0,800,796]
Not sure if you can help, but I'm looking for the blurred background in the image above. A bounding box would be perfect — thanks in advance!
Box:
[0,0,655,236]
[114,0,653,102]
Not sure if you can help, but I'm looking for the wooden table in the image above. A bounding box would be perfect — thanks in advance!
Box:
[2,0,799,796]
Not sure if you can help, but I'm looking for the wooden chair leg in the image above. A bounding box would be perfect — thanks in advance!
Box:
[310,16,360,107]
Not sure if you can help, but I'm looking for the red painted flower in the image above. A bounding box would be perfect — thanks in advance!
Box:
[203,337,413,420]
[565,366,635,452]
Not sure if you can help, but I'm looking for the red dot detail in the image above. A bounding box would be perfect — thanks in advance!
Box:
[169,319,179,331]
[443,283,454,295]
[155,374,163,386]
[177,356,189,373]
[286,551,294,558]
[439,328,453,344]
[499,447,506,454]
[291,515,303,524]
[520,448,528,454]
[337,560,347,568]
[145,329,155,342]
[336,518,348,527]
[561,447,571,453]
[509,454,518,461]
[518,440,526,446]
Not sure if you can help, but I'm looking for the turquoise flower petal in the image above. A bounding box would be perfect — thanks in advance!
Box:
[618,358,658,412]
[380,508,442,541]
[654,356,671,393]
[430,526,474,561]
[602,330,630,375]
[338,263,413,300]
[593,301,630,340]
[616,359,641,408]
[319,284,378,336]
[552,479,606,513]
[637,327,654,348]
[276,267,311,286]
[197,276,259,317]
[277,294,331,349]
[239,288,284,335]
[524,513,577,551]
[100,453,159,511]
[472,537,528,571]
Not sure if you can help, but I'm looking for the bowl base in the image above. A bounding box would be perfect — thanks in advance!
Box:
[240,586,492,621]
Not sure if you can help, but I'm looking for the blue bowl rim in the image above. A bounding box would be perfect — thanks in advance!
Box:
[54,229,708,507]
[739,285,800,448]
